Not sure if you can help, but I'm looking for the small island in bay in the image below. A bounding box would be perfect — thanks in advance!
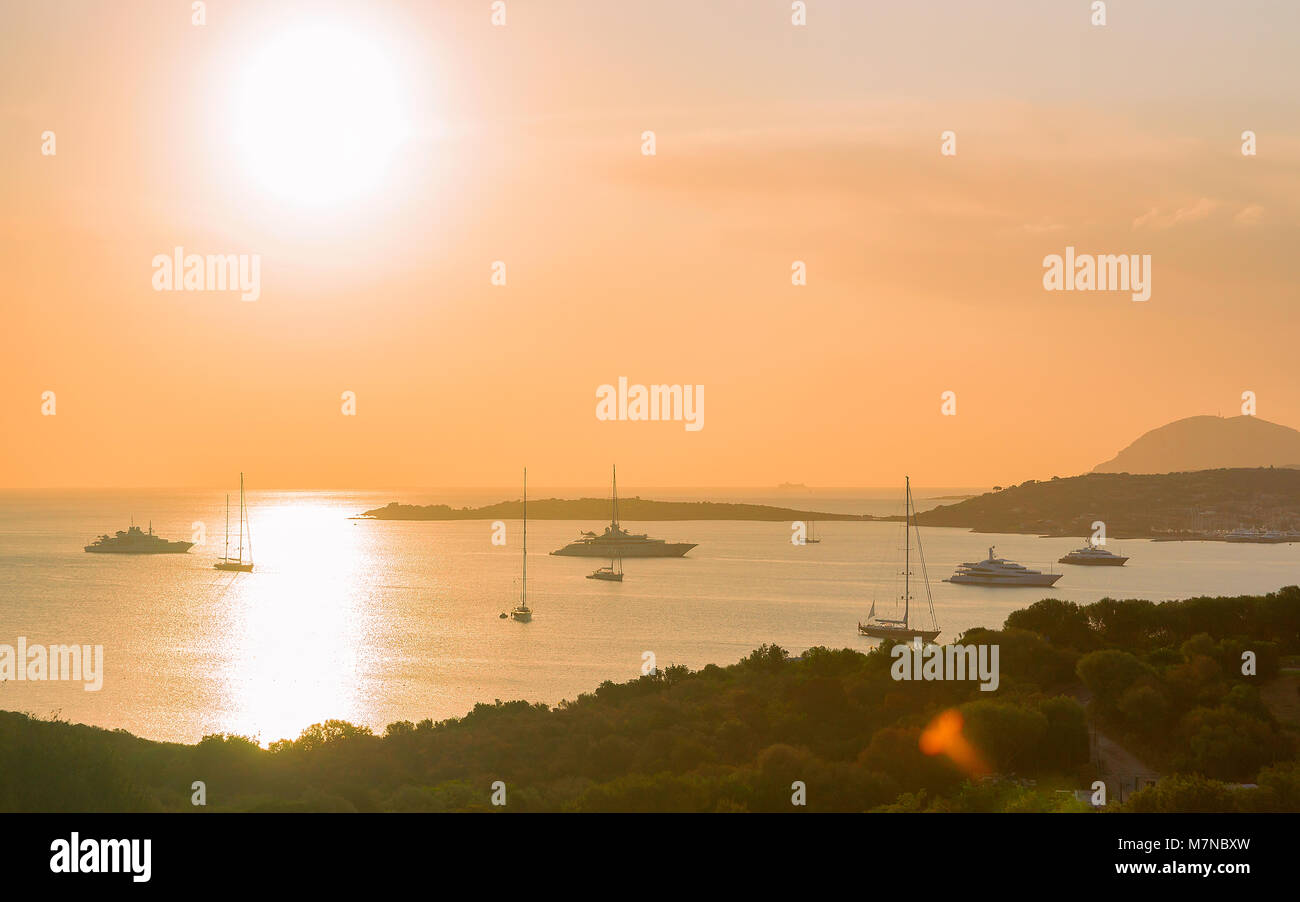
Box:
[358,497,867,522]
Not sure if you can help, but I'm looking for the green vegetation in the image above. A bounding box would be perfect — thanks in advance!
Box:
[914,467,1300,537]
[2,587,1298,812]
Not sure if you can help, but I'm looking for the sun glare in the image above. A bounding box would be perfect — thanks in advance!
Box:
[233,24,407,206]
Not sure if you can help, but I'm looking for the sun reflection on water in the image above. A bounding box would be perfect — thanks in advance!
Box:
[217,501,374,745]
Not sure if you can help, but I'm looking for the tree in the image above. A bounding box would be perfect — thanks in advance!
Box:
[1076,650,1153,708]
[1005,598,1094,649]
[1123,774,1241,813]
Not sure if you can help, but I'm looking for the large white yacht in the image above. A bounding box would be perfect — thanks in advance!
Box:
[946,546,1062,587]
[552,466,696,558]
[1058,543,1128,566]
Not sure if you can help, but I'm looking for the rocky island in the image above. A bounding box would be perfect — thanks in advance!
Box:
[913,468,1300,539]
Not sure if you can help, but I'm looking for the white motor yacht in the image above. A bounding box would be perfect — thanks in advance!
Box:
[946,546,1062,587]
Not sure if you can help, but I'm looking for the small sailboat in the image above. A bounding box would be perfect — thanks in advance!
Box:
[587,552,624,581]
[214,473,254,572]
[858,476,940,644]
[508,468,533,621]
[802,520,821,544]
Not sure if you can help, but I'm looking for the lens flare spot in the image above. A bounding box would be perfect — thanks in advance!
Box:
[920,709,990,777]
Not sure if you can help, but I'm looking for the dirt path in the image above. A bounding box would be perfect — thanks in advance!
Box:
[1071,686,1160,802]
[1260,670,1300,727]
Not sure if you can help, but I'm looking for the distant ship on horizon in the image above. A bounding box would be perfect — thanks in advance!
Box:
[552,466,696,558]
[84,522,193,555]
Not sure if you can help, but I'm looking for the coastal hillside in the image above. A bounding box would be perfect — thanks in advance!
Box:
[360,498,865,521]
[1094,415,1300,474]
[915,468,1300,537]
[2,590,1297,813]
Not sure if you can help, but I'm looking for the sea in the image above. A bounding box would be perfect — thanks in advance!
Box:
[1,487,1296,745]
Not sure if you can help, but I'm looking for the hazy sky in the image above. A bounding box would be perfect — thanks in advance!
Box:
[2,0,1297,488]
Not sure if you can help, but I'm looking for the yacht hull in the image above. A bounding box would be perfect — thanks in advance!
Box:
[1059,557,1127,566]
[214,561,254,572]
[85,543,194,554]
[946,573,1062,586]
[858,624,941,643]
[552,542,695,558]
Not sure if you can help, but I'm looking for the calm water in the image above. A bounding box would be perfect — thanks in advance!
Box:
[1,488,1296,744]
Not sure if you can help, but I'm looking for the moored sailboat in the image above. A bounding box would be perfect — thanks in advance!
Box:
[858,477,940,644]
[214,473,254,572]
[587,552,624,581]
[802,520,821,545]
[508,468,533,621]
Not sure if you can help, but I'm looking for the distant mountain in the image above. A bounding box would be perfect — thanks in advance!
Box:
[1093,415,1300,474]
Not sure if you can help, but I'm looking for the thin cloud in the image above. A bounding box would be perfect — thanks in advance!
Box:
[1234,203,1265,226]
[1131,197,1218,230]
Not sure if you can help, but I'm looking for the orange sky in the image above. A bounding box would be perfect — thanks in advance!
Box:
[2,0,1297,489]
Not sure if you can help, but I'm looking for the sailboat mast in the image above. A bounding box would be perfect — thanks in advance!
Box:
[612,464,619,528]
[522,468,527,604]
[224,494,230,560]
[237,472,245,560]
[242,472,252,565]
[904,476,911,627]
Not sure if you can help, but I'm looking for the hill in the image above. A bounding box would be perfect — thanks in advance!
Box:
[915,468,1300,537]
[1094,415,1300,474]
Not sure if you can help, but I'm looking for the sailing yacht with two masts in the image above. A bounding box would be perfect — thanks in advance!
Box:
[799,520,821,545]
[586,467,626,581]
[214,473,253,572]
[858,477,940,644]
[587,553,624,581]
[508,468,533,621]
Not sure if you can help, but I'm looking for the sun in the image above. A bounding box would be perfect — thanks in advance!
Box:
[233,24,407,206]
